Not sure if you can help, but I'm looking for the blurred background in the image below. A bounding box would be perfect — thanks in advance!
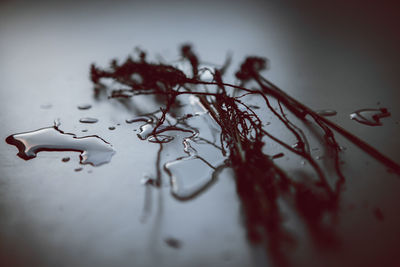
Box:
[1,0,399,266]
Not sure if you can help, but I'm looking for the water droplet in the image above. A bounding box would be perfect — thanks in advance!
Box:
[82,129,88,132]
[77,104,92,110]
[350,108,390,126]
[40,103,53,109]
[79,117,98,124]
[6,126,115,166]
[183,139,197,155]
[164,237,182,249]
[75,167,83,172]
[148,135,174,143]
[316,109,337,117]
[137,124,170,140]
[125,117,152,124]
[62,157,70,162]
[165,157,219,200]
[137,124,154,140]
[108,126,116,130]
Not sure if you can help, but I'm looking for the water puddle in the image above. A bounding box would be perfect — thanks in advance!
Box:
[164,156,218,200]
[6,125,115,166]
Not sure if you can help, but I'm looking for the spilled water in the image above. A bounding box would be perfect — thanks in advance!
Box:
[164,156,220,200]
[6,125,115,166]
[123,96,226,200]
[350,108,390,126]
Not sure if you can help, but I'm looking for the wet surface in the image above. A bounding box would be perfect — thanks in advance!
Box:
[6,125,115,166]
[1,1,400,267]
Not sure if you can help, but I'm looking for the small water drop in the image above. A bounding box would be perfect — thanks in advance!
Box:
[82,129,88,132]
[125,117,152,124]
[137,124,170,140]
[165,157,219,200]
[79,117,98,124]
[164,237,182,249]
[183,139,197,155]
[137,124,154,140]
[40,103,53,109]
[6,126,115,166]
[75,167,83,172]
[108,126,116,130]
[316,109,337,117]
[350,108,390,126]
[77,104,92,110]
[148,135,174,143]
[62,157,70,162]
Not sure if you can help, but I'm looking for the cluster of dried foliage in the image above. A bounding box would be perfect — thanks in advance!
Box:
[90,44,400,266]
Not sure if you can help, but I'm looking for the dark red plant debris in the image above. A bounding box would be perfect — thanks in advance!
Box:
[90,44,400,267]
